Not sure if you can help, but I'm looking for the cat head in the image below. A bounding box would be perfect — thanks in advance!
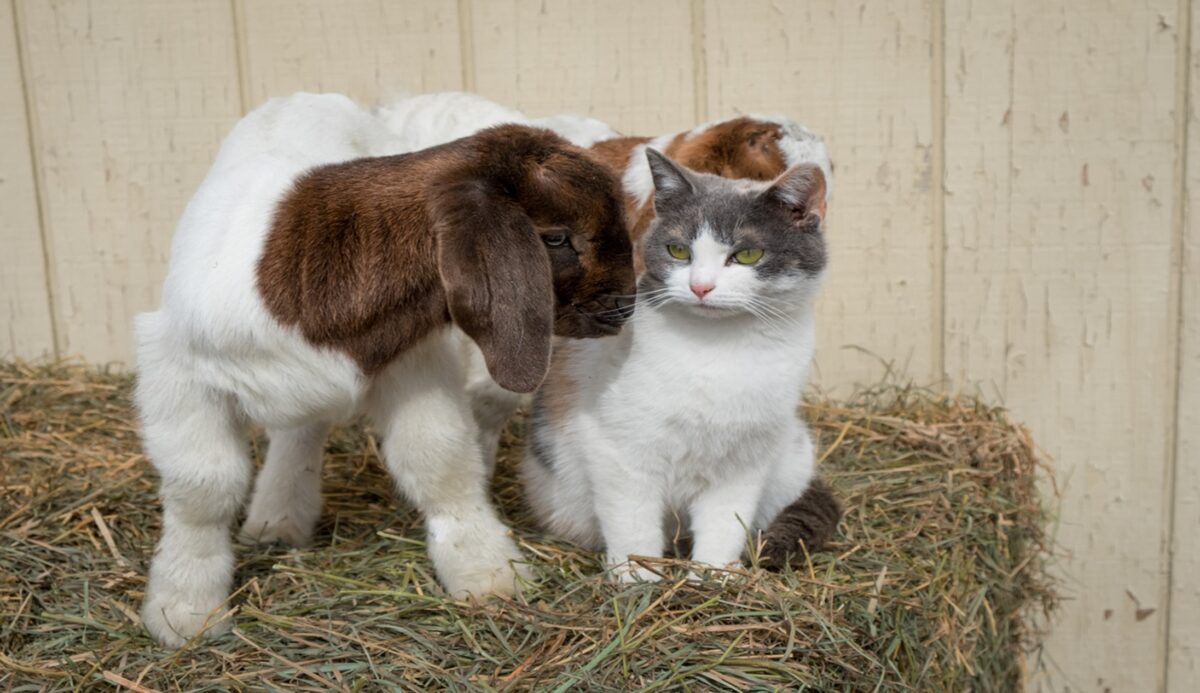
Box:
[638,148,827,319]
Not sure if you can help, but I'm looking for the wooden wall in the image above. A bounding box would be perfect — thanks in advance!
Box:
[0,0,1194,689]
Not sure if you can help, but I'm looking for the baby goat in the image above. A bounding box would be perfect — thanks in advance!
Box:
[135,93,635,647]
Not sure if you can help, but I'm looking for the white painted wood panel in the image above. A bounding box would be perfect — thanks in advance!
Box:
[468,0,695,136]
[236,0,463,109]
[947,1,1180,690]
[0,0,54,358]
[1167,2,1200,689]
[703,0,937,389]
[17,0,242,363]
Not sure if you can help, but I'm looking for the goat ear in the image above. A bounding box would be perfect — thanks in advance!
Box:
[763,163,827,228]
[434,185,553,393]
[645,148,698,213]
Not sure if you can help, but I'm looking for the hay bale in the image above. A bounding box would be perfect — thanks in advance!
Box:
[0,362,1056,691]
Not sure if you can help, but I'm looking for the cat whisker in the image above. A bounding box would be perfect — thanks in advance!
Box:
[634,287,673,297]
[637,293,676,314]
[741,298,803,332]
[746,296,802,319]
[635,289,675,305]
[757,295,810,311]
[747,304,787,328]
[581,291,673,319]
[752,305,798,325]
[584,306,634,318]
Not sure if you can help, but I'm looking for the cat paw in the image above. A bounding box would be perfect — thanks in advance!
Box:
[606,559,663,584]
[686,563,744,584]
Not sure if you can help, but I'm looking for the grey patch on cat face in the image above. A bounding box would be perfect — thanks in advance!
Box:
[640,150,827,295]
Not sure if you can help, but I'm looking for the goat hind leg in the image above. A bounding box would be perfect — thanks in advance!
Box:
[138,376,250,647]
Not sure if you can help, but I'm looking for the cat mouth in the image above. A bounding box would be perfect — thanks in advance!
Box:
[682,301,740,318]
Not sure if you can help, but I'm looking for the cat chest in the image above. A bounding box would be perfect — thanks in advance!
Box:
[602,350,799,441]
[618,339,801,411]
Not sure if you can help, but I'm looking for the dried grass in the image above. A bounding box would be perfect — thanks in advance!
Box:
[0,361,1056,691]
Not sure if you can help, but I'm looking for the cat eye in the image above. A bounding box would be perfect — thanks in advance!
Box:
[732,248,764,265]
[542,233,570,248]
[666,244,691,261]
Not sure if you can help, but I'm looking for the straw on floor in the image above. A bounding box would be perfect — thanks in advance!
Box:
[0,362,1056,691]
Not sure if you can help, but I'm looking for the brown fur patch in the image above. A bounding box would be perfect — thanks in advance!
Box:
[257,125,635,391]
[754,477,843,569]
[589,136,650,176]
[664,118,787,181]
[257,154,445,375]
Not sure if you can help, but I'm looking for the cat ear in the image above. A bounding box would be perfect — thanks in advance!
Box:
[763,163,827,230]
[645,148,698,212]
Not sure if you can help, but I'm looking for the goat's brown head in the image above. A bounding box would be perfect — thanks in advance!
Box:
[430,125,636,393]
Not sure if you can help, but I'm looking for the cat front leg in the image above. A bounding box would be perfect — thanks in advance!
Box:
[688,469,767,571]
[754,420,816,528]
[587,445,666,582]
[754,422,840,567]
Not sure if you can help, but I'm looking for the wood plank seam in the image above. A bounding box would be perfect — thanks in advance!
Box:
[457,0,475,92]
[690,0,707,124]
[231,0,251,114]
[10,0,58,359]
[1163,0,1194,689]
[1003,0,1016,402]
[931,0,946,388]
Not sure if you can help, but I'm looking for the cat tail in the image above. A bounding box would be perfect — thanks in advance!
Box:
[755,478,842,570]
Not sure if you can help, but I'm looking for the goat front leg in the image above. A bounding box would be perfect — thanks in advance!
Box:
[240,422,330,548]
[367,333,528,599]
[457,330,525,474]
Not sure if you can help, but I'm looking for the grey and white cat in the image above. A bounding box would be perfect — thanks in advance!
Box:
[520,149,829,580]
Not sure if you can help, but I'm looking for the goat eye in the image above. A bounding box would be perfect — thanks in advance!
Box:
[542,233,569,248]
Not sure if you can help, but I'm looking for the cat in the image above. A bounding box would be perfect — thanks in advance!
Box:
[520,148,832,579]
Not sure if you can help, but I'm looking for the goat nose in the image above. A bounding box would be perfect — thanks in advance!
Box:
[690,283,715,299]
[614,295,636,322]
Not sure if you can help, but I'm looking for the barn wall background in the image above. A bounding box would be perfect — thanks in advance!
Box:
[0,0,1195,689]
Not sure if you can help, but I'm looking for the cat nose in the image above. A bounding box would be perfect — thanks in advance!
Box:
[690,282,715,299]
